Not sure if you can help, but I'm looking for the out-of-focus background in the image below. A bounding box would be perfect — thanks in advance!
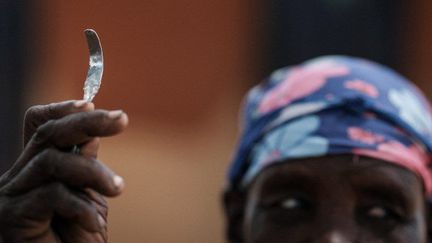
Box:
[1,1,432,242]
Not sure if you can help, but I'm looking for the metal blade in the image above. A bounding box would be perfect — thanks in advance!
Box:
[83,29,104,101]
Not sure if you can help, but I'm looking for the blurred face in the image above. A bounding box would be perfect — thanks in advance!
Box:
[240,155,428,243]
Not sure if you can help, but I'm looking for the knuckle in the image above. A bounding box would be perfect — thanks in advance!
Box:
[69,198,88,217]
[24,102,67,124]
[41,182,65,201]
[50,182,64,193]
[24,105,43,125]
[46,102,66,117]
[24,105,40,119]
[41,183,90,216]
[32,148,58,172]
[33,119,56,144]
[0,198,17,225]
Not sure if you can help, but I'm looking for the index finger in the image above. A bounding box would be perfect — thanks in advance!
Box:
[32,109,128,148]
[23,100,95,146]
[3,110,128,183]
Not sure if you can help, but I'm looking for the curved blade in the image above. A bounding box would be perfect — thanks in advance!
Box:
[83,29,104,101]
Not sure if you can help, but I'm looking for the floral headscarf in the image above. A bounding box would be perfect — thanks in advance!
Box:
[228,56,432,194]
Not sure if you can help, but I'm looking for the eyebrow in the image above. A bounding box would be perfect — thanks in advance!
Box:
[256,167,318,199]
[356,183,410,205]
[349,167,417,208]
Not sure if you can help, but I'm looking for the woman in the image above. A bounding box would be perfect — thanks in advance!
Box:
[224,56,432,242]
[0,55,430,242]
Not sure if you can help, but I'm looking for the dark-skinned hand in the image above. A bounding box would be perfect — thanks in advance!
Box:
[0,100,128,243]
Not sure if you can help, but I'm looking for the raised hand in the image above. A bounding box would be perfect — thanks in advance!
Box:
[0,100,128,242]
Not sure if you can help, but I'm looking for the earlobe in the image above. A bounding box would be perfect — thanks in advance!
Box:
[223,188,246,243]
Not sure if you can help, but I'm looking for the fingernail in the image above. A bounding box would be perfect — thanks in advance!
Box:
[74,100,88,108]
[97,214,106,228]
[108,110,123,119]
[113,175,125,191]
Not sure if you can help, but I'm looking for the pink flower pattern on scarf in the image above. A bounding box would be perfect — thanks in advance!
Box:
[348,127,385,144]
[344,79,379,97]
[258,61,349,114]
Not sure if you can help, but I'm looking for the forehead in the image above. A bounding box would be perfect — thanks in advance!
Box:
[247,155,424,199]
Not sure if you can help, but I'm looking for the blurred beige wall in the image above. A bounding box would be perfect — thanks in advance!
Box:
[28,1,262,242]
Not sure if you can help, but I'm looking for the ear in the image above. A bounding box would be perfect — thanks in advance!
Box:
[223,188,246,243]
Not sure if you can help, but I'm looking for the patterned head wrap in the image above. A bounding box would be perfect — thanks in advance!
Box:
[228,56,432,194]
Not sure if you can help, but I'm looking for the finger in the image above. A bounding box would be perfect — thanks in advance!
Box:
[79,137,100,158]
[57,190,108,243]
[2,110,128,184]
[2,148,124,197]
[54,220,106,243]
[81,188,108,217]
[2,183,104,233]
[23,100,95,146]
[32,109,128,149]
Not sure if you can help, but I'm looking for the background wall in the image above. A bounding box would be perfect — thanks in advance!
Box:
[0,1,29,173]
[27,1,262,243]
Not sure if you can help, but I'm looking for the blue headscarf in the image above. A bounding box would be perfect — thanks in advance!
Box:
[228,56,432,193]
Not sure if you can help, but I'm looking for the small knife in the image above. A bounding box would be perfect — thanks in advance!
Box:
[83,29,104,102]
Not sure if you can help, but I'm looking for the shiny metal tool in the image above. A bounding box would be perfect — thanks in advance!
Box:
[72,29,104,154]
[83,29,104,101]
